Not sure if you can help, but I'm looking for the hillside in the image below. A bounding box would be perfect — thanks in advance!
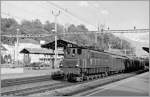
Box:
[1,17,135,55]
[113,33,149,57]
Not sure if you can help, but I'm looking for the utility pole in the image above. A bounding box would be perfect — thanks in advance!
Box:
[124,48,127,55]
[52,10,60,69]
[95,24,99,45]
[108,42,111,51]
[100,24,104,50]
[16,28,19,66]
[121,39,123,54]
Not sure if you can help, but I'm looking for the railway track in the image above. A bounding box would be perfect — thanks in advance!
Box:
[1,81,73,96]
[30,71,146,96]
[1,73,114,96]
[1,70,146,96]
[1,75,52,87]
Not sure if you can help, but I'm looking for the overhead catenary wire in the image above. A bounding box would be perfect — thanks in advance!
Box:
[1,6,149,57]
[1,7,149,39]
[46,1,98,29]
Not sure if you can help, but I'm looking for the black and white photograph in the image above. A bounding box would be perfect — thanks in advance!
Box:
[0,1,149,96]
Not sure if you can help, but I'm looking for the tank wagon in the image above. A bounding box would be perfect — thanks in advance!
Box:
[57,46,145,82]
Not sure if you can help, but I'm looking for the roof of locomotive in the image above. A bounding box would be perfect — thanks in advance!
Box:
[69,46,129,59]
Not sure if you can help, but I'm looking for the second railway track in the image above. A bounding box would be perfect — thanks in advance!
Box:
[1,81,73,96]
[1,75,52,87]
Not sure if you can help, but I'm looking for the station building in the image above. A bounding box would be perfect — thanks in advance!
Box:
[20,47,64,68]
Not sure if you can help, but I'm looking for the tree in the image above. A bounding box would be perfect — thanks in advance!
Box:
[44,21,52,32]
[67,24,77,32]
[32,19,43,28]
[1,18,19,44]
[1,18,18,33]
[21,20,32,30]
[76,24,88,32]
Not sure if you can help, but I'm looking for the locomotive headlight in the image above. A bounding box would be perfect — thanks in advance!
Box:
[75,64,79,68]
[72,54,75,57]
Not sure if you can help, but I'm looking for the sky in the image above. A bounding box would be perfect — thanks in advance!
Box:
[1,1,149,56]
[1,1,149,30]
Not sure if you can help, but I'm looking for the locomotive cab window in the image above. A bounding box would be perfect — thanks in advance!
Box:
[67,48,71,54]
[72,49,76,54]
[77,48,82,55]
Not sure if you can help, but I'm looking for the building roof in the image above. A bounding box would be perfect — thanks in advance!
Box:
[20,48,64,55]
[142,47,149,53]
[19,38,40,45]
[41,39,79,50]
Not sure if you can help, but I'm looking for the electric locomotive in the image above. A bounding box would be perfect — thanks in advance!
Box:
[48,40,146,82]
[60,46,129,82]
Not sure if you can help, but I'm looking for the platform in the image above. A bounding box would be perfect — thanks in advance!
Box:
[1,68,59,80]
[76,72,149,96]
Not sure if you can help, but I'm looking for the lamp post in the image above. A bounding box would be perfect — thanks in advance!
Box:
[16,28,19,66]
[52,10,60,69]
